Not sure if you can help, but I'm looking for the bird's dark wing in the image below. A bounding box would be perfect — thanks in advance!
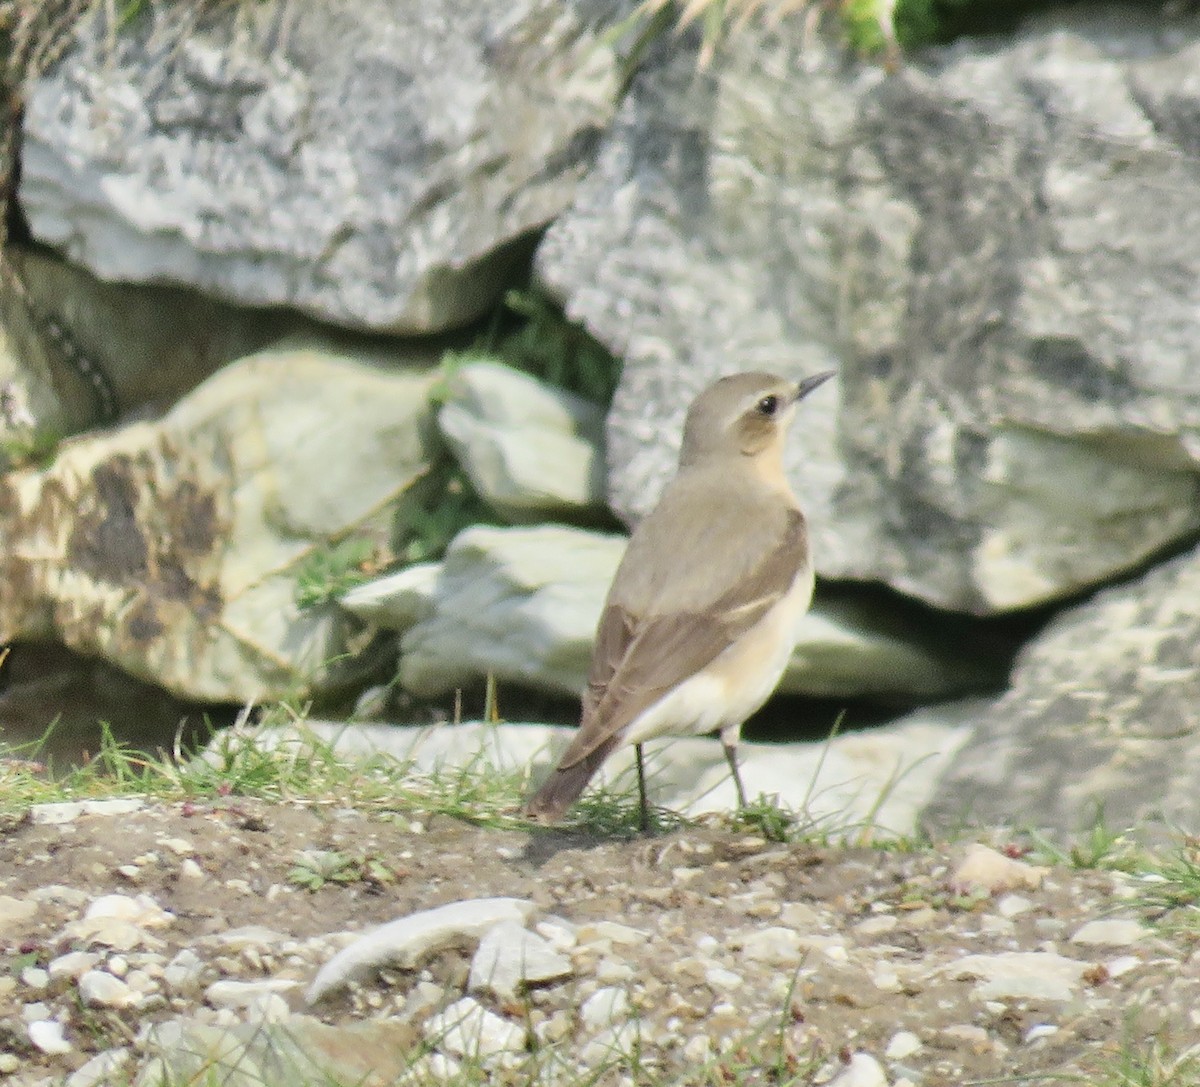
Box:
[554,508,808,771]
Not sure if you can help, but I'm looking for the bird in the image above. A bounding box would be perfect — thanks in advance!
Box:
[525,368,836,827]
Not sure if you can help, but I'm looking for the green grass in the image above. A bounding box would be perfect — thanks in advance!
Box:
[294,536,382,609]
[1025,807,1144,874]
[1074,1028,1200,1087]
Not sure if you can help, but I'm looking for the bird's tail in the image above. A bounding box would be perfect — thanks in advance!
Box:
[524,738,617,823]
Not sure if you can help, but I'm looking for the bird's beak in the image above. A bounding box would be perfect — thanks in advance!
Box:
[794,369,837,402]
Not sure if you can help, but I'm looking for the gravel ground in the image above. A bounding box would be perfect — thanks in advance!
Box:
[1,797,1199,1086]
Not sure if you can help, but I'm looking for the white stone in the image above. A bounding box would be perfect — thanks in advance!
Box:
[827,1053,889,1087]
[595,958,635,983]
[425,997,527,1058]
[437,361,607,521]
[79,970,138,1008]
[48,952,101,982]
[951,844,1047,896]
[307,897,535,1003]
[66,1048,131,1087]
[205,978,300,1010]
[575,920,649,948]
[28,1018,73,1054]
[581,1022,641,1066]
[705,966,745,991]
[398,1053,462,1085]
[0,894,37,934]
[61,893,173,952]
[945,951,1089,1001]
[1107,955,1141,979]
[21,966,49,989]
[30,797,145,825]
[997,894,1033,918]
[855,914,898,936]
[1069,918,1145,947]
[534,917,577,952]
[244,993,292,1024]
[580,986,629,1030]
[1024,1024,1059,1044]
[163,949,205,994]
[179,859,206,882]
[885,1031,922,1059]
[468,920,572,997]
[733,926,804,966]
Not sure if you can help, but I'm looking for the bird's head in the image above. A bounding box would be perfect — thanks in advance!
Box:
[679,370,836,472]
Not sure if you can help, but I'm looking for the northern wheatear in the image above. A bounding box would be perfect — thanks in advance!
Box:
[525,369,835,826]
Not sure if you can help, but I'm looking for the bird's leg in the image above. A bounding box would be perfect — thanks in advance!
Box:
[635,743,649,832]
[722,732,748,810]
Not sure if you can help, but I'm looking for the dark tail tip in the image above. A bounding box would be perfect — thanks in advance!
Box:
[523,740,616,823]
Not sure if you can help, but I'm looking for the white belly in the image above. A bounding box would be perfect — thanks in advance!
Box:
[622,563,814,749]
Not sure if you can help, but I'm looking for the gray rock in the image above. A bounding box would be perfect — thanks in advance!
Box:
[538,10,1200,613]
[0,338,439,702]
[923,540,1200,840]
[23,0,623,334]
[0,247,292,442]
[437,360,607,521]
[377,524,625,698]
[341,524,998,701]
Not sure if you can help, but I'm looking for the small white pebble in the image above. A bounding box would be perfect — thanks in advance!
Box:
[581,986,629,1030]
[886,1030,922,1059]
[28,1019,73,1054]
[79,970,137,1008]
[871,966,902,992]
[179,859,206,882]
[704,966,744,991]
[1107,955,1140,979]
[684,1035,711,1062]
[20,967,49,990]
[997,894,1033,918]
[1025,1024,1059,1044]
[107,955,129,978]
[855,914,898,936]
[1070,919,1145,947]
[48,952,100,982]
[827,1052,888,1087]
[595,957,635,983]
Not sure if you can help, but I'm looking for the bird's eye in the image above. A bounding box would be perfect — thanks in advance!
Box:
[756,395,779,417]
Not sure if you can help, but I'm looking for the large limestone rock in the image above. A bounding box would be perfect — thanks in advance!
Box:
[923,540,1200,841]
[537,7,1200,613]
[0,339,440,702]
[436,361,607,522]
[22,0,624,334]
[0,247,293,442]
[340,524,999,702]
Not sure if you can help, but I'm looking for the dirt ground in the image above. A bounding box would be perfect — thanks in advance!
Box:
[2,797,1198,1085]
